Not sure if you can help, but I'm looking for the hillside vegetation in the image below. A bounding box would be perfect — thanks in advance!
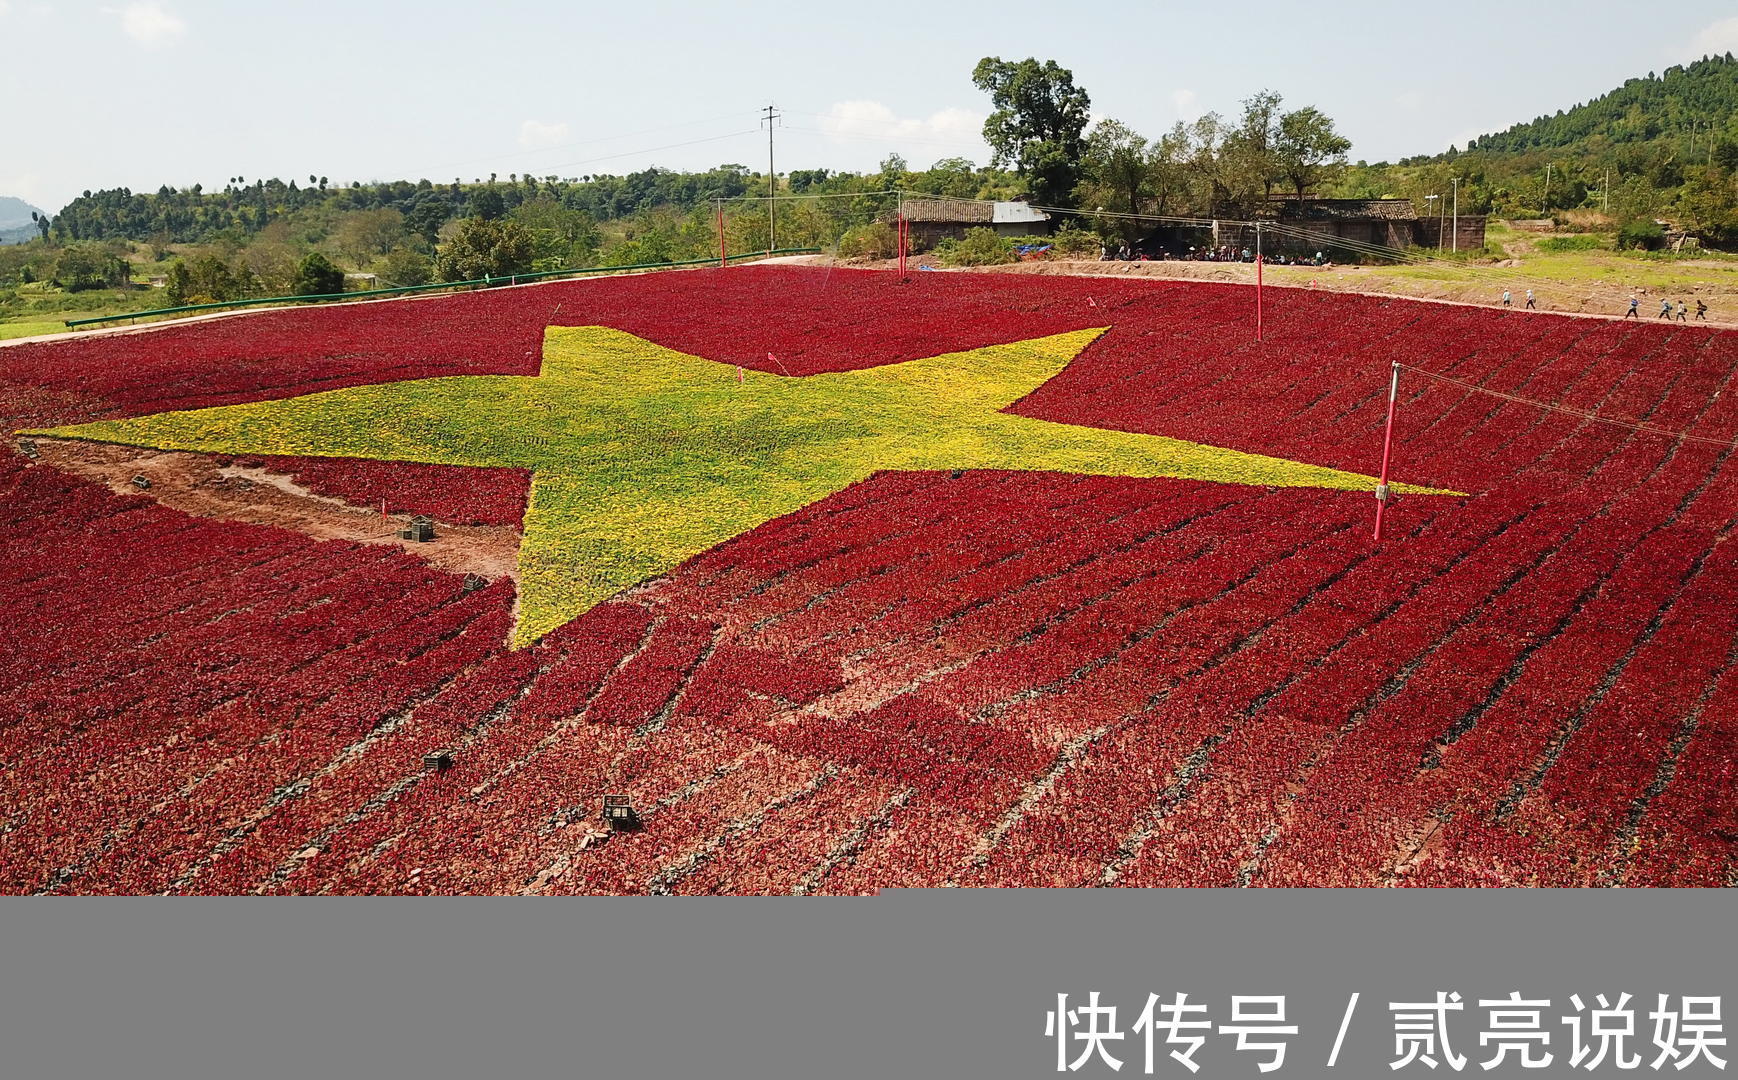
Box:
[1335,54,1738,240]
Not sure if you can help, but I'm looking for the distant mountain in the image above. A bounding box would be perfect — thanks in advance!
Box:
[0,195,44,230]
[0,195,45,245]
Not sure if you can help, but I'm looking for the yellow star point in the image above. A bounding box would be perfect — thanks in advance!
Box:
[24,326,1456,647]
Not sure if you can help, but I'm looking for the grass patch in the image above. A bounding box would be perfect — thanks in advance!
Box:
[1536,234,1607,253]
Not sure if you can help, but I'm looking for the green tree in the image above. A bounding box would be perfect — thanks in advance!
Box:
[240,221,303,294]
[161,254,253,303]
[972,56,1092,207]
[164,259,191,305]
[334,208,406,264]
[1077,119,1151,237]
[1230,89,1284,201]
[1676,165,1736,235]
[469,188,506,221]
[914,157,981,199]
[837,222,898,260]
[1147,128,1190,216]
[1176,114,1257,213]
[406,200,452,245]
[380,246,435,287]
[933,226,1016,267]
[436,218,535,281]
[292,251,345,295]
[876,153,909,191]
[54,244,128,292]
[1617,218,1667,249]
[1274,106,1353,201]
[510,196,600,267]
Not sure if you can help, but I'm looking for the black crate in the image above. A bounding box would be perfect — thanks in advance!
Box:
[602,793,639,831]
[400,515,435,542]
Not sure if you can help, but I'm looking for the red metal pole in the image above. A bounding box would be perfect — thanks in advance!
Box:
[1373,361,1401,543]
[717,202,726,267]
[1256,253,1264,343]
[898,215,907,275]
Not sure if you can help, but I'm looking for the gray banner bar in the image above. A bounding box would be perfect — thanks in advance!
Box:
[1,891,1730,1079]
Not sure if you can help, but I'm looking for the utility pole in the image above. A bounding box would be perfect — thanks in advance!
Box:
[1544,163,1552,213]
[1603,166,1610,214]
[1450,177,1461,253]
[762,103,780,253]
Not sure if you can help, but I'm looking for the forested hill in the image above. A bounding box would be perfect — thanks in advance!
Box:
[1456,53,1738,159]
[1347,52,1738,230]
[47,168,762,245]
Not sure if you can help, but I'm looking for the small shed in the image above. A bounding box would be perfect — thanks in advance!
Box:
[889,199,1052,249]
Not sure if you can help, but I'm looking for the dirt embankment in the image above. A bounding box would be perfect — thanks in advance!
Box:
[24,438,521,580]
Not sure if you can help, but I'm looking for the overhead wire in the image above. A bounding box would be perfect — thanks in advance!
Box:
[1397,363,1738,450]
[540,130,762,172]
[404,110,762,177]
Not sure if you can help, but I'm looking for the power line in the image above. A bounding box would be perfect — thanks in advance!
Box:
[404,111,759,177]
[540,130,761,173]
[724,189,898,202]
[782,124,988,151]
[1397,363,1738,449]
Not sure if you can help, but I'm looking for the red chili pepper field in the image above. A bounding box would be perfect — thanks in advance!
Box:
[2,265,1733,892]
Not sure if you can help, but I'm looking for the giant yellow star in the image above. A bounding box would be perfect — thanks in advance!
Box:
[26,326,1450,646]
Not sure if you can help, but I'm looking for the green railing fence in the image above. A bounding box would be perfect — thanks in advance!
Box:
[64,247,822,328]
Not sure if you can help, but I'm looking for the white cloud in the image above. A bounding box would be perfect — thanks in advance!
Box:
[105,2,185,46]
[817,101,986,157]
[1171,89,1201,123]
[1688,16,1738,59]
[1395,90,1423,111]
[518,119,570,150]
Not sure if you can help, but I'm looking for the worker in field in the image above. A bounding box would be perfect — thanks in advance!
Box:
[1697,299,1709,320]
[1502,289,1512,307]
[1625,296,1639,318]
[1678,301,1689,322]
[1660,298,1673,319]
[1525,289,1536,309]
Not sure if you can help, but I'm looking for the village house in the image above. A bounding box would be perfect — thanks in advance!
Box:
[887,198,1053,249]
[1270,197,1487,252]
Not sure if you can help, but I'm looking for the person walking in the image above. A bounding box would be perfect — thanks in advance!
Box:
[1678,300,1689,322]
[1502,289,1512,307]
[1625,295,1640,319]
[1525,289,1536,309]
[1660,298,1673,319]
[1696,299,1709,321]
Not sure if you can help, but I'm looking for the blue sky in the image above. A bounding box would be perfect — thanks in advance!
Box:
[5,0,1737,213]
